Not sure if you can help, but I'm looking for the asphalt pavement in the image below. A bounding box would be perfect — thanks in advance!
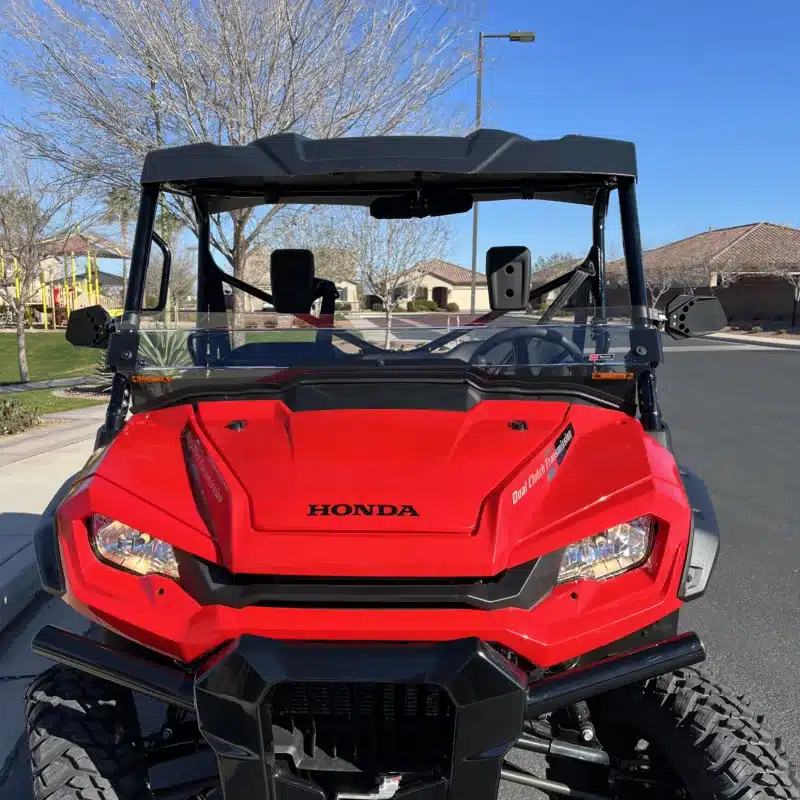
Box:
[1,338,798,798]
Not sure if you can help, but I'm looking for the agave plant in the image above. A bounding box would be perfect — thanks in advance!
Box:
[93,349,114,393]
[138,330,193,368]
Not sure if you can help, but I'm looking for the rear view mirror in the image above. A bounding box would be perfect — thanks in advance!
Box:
[486,247,531,311]
[370,191,473,219]
[65,305,113,349]
[665,295,727,339]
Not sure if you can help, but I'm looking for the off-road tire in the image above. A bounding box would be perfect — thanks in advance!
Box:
[545,665,799,799]
[25,665,152,800]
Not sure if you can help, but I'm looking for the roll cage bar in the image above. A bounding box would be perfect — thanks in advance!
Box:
[100,131,665,448]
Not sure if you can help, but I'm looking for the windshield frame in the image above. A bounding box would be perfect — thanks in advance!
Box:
[100,140,662,445]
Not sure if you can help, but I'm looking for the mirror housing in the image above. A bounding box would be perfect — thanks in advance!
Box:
[270,249,315,314]
[65,305,113,349]
[664,295,727,339]
[486,246,531,311]
[370,191,473,219]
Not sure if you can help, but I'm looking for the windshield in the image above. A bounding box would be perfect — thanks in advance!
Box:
[129,309,647,413]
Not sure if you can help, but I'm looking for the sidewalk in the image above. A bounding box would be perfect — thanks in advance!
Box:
[0,406,105,633]
[0,376,96,395]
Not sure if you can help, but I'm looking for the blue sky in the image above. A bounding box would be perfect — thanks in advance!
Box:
[3,0,798,275]
[448,0,800,267]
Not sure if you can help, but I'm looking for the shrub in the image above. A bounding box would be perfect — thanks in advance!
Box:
[0,397,41,436]
[371,303,384,312]
[407,299,440,312]
[446,302,460,312]
[335,302,352,312]
[750,325,764,334]
[777,328,788,335]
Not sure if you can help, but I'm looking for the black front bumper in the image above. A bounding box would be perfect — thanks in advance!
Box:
[31,626,705,800]
[194,636,526,800]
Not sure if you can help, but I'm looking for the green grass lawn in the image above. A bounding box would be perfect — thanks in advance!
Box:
[8,388,107,414]
[0,332,100,384]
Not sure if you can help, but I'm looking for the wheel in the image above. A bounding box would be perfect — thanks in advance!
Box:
[545,666,799,799]
[25,665,152,800]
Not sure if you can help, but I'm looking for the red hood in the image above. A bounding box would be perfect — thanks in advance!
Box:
[193,401,569,534]
[92,400,687,576]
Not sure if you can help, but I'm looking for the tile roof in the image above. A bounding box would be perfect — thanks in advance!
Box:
[43,233,128,259]
[419,259,487,285]
[607,222,800,283]
[529,257,584,287]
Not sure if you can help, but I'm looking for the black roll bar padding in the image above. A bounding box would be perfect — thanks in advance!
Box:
[592,188,610,314]
[31,625,196,712]
[525,631,705,719]
[617,177,648,321]
[195,196,227,318]
[123,185,160,324]
[219,269,274,306]
[527,267,580,307]
[537,262,595,325]
[149,230,172,313]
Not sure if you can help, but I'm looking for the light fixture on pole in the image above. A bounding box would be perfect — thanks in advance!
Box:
[469,31,536,315]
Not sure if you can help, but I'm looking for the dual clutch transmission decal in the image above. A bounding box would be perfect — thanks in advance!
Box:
[511,423,575,505]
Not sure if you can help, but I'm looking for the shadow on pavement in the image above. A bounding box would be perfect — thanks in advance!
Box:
[0,513,42,566]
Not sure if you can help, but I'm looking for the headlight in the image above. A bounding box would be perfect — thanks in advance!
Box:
[557,515,655,584]
[91,515,179,579]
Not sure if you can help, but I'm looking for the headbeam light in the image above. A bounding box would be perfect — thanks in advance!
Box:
[91,515,179,579]
[557,515,655,584]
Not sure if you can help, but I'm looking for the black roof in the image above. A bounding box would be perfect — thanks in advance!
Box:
[141,129,637,213]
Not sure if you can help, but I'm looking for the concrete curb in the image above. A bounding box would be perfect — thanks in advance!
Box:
[710,333,800,350]
[0,543,42,636]
[0,376,98,395]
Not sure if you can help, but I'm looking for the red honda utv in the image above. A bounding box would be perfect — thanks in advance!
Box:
[28,130,797,800]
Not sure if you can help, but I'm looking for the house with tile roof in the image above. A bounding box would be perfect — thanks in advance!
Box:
[413,259,490,311]
[531,223,800,325]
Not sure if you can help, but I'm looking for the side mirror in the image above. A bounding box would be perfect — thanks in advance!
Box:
[665,295,727,339]
[270,249,315,314]
[486,246,531,311]
[65,305,113,348]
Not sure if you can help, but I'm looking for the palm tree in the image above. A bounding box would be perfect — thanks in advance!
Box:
[101,187,137,302]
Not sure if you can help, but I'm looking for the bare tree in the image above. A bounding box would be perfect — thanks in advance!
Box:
[644,263,683,308]
[532,252,580,274]
[143,230,196,324]
[0,148,86,381]
[769,265,800,327]
[101,186,137,299]
[332,211,451,346]
[1,0,473,322]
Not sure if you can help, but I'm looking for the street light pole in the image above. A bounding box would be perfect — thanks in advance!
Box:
[469,31,536,315]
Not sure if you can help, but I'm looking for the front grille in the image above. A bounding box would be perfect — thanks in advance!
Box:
[271,682,455,773]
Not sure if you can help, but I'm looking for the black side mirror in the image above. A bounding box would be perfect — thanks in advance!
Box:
[270,249,315,313]
[65,305,113,349]
[486,246,531,311]
[665,295,727,339]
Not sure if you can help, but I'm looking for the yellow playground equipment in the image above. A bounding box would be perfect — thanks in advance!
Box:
[25,233,128,328]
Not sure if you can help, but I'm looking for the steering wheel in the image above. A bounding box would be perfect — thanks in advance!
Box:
[467,326,585,369]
